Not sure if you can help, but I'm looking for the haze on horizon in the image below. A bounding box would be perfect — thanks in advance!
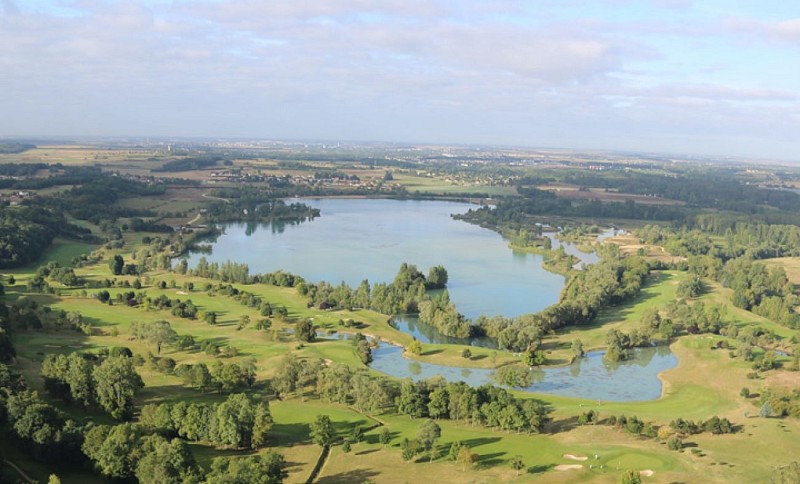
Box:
[1,0,798,161]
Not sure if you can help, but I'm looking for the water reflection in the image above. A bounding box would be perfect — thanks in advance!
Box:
[370,343,677,401]
[391,315,497,349]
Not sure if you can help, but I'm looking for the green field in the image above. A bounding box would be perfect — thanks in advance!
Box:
[392,173,517,197]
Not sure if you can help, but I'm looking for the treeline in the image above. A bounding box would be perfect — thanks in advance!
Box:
[42,172,166,223]
[0,142,35,154]
[152,154,223,172]
[397,379,550,434]
[138,393,272,449]
[457,187,687,228]
[637,222,800,260]
[0,204,92,268]
[476,255,650,351]
[461,166,800,231]
[272,355,550,434]
[204,188,320,223]
[559,168,800,213]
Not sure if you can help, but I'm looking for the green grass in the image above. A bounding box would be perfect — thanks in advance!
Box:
[391,173,517,197]
[6,237,96,275]
[7,250,800,483]
[547,271,686,355]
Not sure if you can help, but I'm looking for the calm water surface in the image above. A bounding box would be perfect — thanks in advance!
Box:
[369,341,677,401]
[192,198,677,401]
[188,198,565,318]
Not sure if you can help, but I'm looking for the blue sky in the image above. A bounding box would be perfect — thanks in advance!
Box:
[1,0,798,160]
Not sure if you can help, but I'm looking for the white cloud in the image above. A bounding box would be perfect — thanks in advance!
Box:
[725,17,800,45]
[0,0,797,160]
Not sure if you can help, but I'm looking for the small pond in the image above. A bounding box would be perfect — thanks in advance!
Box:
[369,342,677,401]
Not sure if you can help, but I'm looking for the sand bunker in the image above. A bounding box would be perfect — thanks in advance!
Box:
[176,291,188,295]
[554,464,583,471]
[563,454,588,461]
[640,470,655,477]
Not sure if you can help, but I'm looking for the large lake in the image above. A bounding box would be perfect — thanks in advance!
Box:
[188,198,565,318]
[192,198,678,401]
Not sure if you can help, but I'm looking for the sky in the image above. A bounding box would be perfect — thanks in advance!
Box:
[1,1,799,160]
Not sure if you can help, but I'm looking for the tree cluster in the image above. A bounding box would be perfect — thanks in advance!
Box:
[41,354,144,420]
[396,379,550,434]
[138,393,273,449]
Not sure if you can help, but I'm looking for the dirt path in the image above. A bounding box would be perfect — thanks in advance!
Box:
[202,192,231,203]
[186,212,203,225]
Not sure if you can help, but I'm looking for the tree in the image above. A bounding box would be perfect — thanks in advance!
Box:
[93,356,144,420]
[416,420,441,462]
[82,423,140,479]
[401,438,420,461]
[351,425,364,444]
[296,319,316,343]
[408,339,423,355]
[461,348,472,359]
[135,436,197,484]
[109,255,124,275]
[310,414,335,447]
[427,386,449,420]
[147,320,178,354]
[457,445,477,471]
[205,452,288,484]
[619,469,642,484]
[510,455,525,475]
[187,363,212,392]
[215,393,256,448]
[379,426,391,447]
[667,435,683,451]
[426,265,448,289]
[760,401,773,418]
[251,403,274,448]
[356,339,372,365]
[571,339,585,358]
[396,380,428,418]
